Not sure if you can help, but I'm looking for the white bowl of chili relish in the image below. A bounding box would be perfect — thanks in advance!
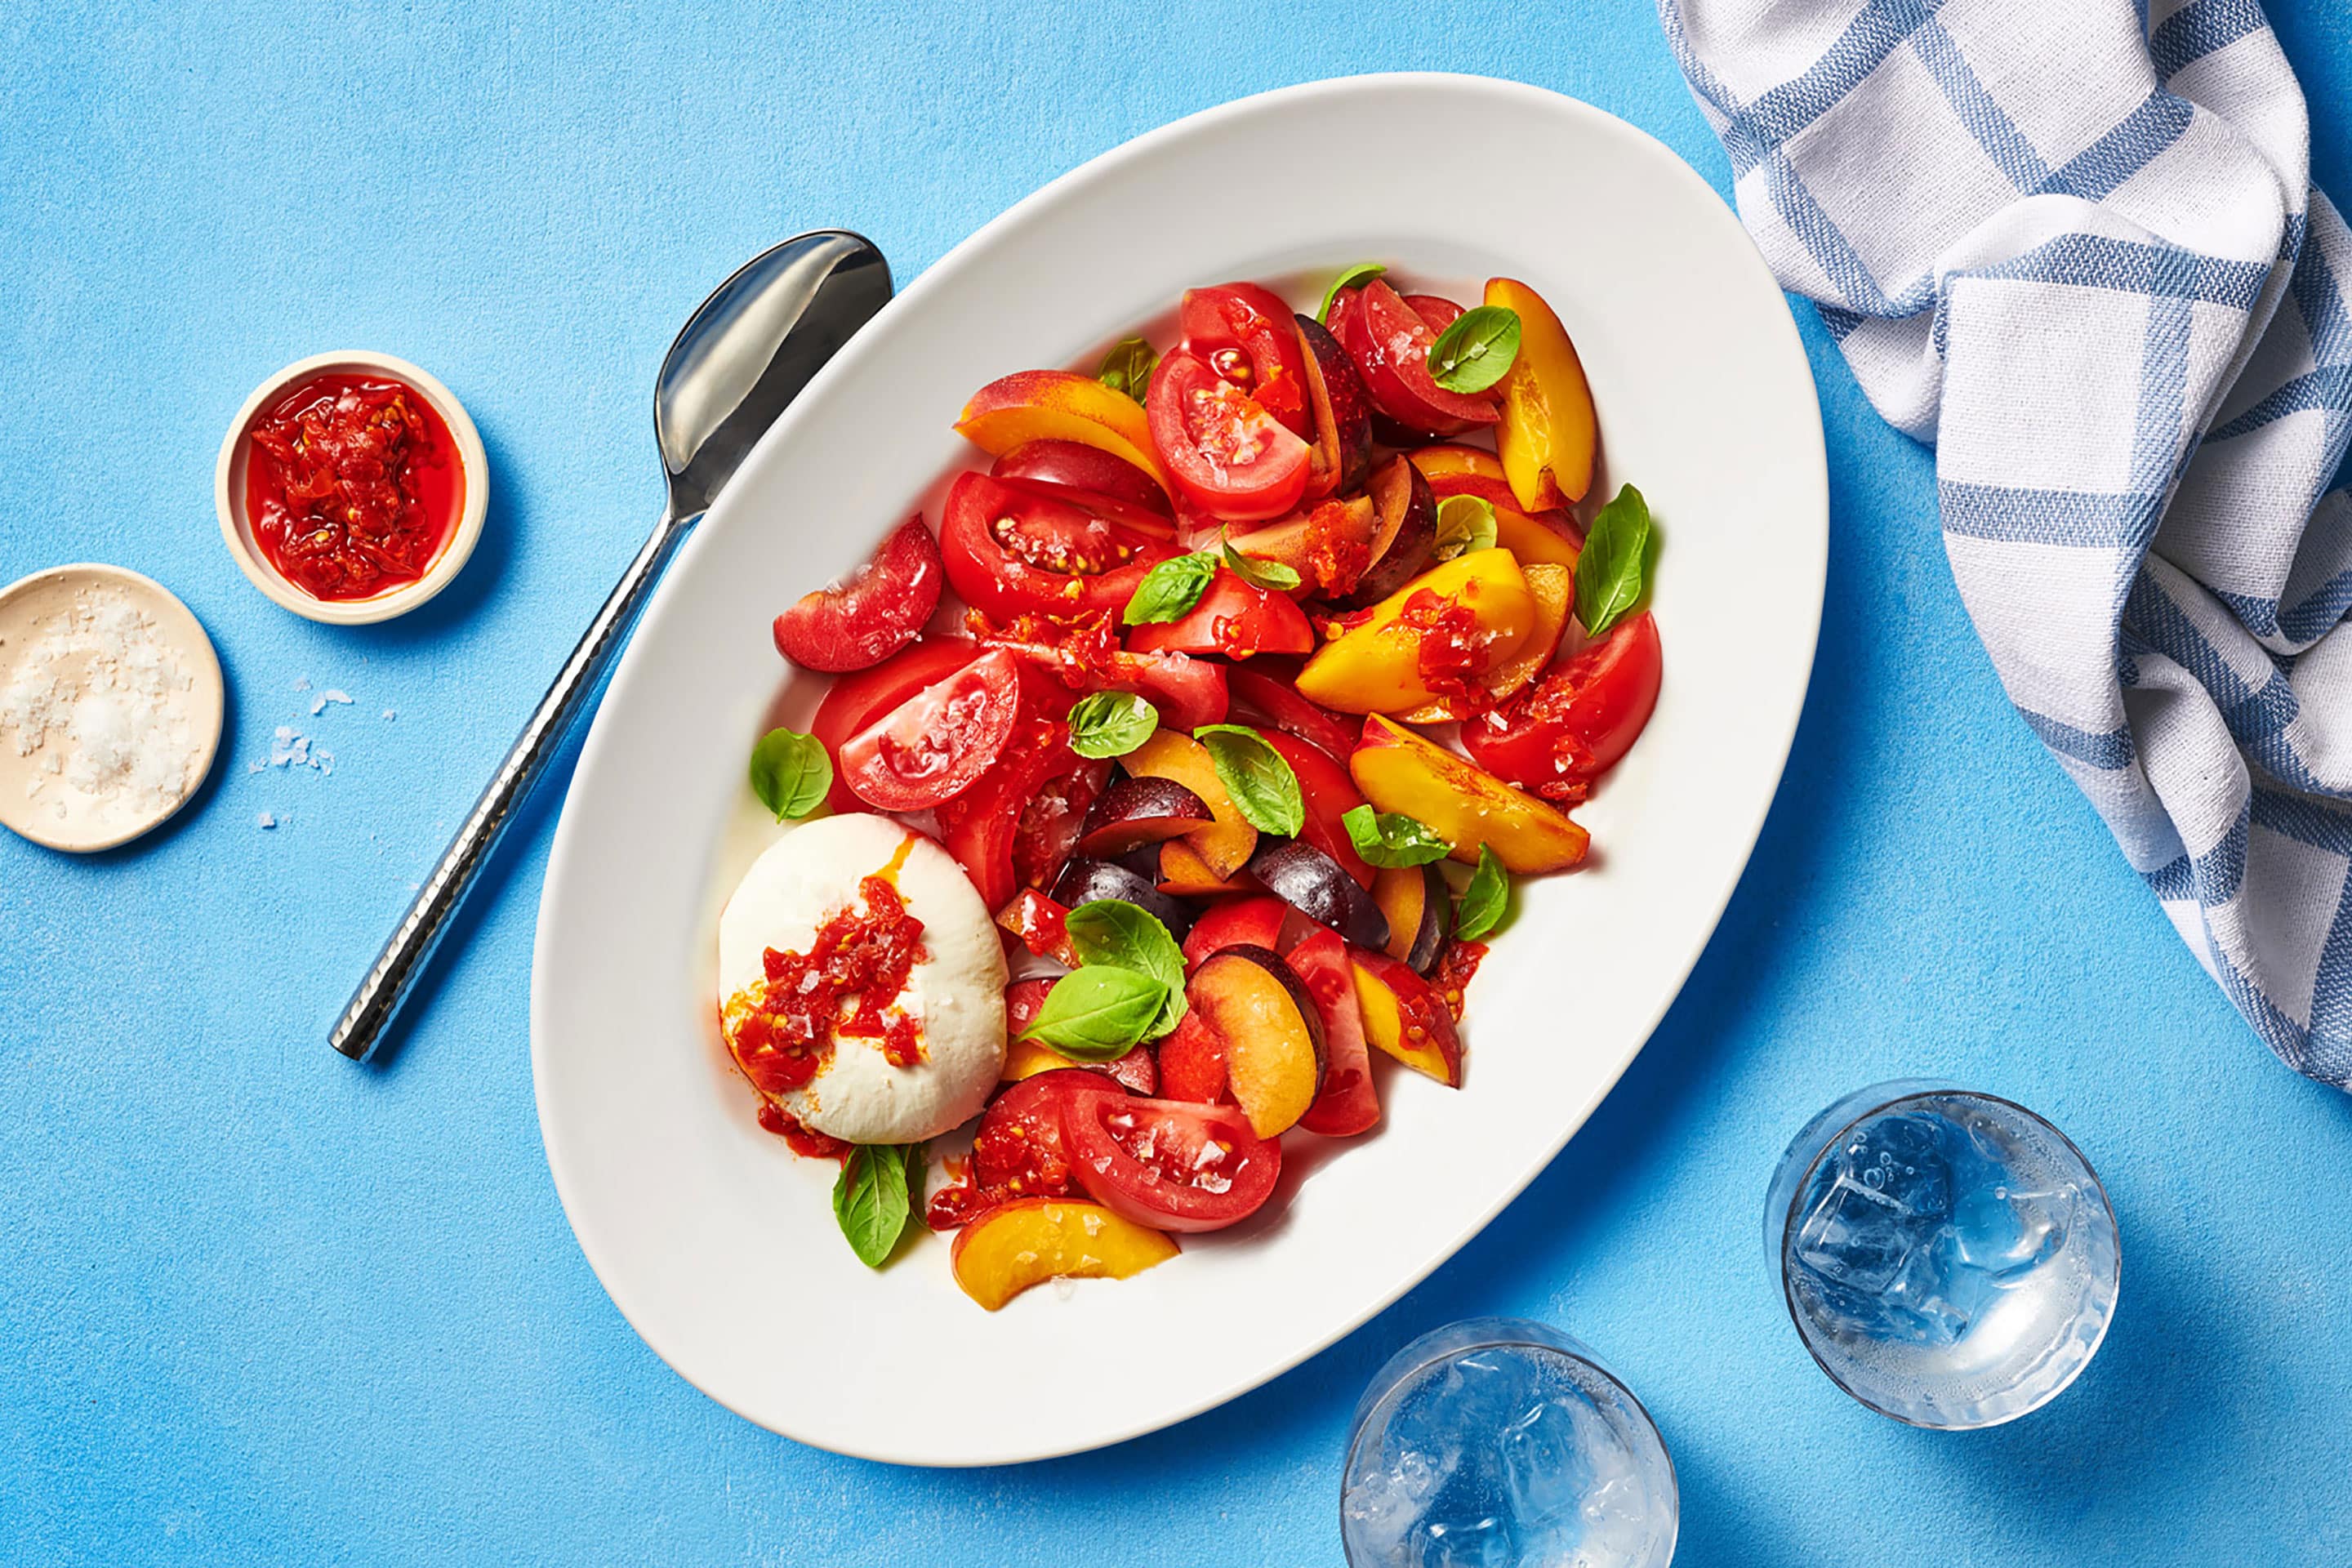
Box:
[215,349,488,625]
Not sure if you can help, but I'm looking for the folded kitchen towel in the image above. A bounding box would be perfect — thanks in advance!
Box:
[1657,0,2352,1085]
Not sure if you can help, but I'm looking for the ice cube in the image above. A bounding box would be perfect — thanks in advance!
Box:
[1410,1508,1516,1568]
[1497,1394,1593,1534]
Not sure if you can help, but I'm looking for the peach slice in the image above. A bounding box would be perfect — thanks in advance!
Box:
[1370,862,1450,971]
[1487,278,1597,510]
[1398,563,1572,723]
[1350,715,1589,874]
[1224,496,1376,595]
[1408,445,1576,537]
[1350,947,1464,1086]
[956,370,1172,492]
[1294,549,1535,715]
[950,1198,1178,1311]
[1126,730,1258,879]
[1156,838,1255,898]
[1492,507,1582,573]
[1187,946,1325,1137]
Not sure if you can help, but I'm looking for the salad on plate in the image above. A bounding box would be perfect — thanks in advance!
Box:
[714,266,1663,1310]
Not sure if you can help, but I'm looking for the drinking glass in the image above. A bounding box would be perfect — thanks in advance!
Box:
[1340,1317,1677,1567]
[1766,1079,2120,1428]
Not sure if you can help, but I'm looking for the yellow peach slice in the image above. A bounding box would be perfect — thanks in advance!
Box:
[949,1198,1178,1311]
[955,370,1171,491]
[1350,715,1588,874]
[1399,563,1571,723]
[1294,549,1534,715]
[1487,278,1597,509]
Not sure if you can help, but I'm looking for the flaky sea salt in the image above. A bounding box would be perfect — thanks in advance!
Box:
[0,585,204,829]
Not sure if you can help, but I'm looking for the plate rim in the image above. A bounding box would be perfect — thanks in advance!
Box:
[530,69,1826,1466]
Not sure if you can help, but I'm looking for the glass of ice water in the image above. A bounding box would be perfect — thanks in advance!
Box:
[1340,1318,1677,1568]
[1767,1080,2120,1428]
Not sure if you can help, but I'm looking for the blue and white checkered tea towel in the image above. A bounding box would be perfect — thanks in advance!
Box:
[1657,0,2352,1084]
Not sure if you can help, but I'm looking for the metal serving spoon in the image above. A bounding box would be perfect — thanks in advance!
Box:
[331,230,893,1063]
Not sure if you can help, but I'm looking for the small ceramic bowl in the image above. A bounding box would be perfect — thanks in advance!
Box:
[216,350,489,626]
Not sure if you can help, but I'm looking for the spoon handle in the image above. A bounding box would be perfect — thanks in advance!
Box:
[329,512,700,1062]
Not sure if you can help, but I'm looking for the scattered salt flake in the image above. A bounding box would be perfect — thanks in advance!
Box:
[310,688,354,715]
[256,812,276,829]
[381,709,396,721]
[292,676,311,693]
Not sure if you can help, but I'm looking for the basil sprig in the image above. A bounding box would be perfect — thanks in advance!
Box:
[1432,495,1498,564]
[1067,692,1159,760]
[1574,483,1654,639]
[1124,552,1218,626]
[1064,898,1188,1036]
[748,728,831,821]
[834,1142,924,1267]
[1316,262,1387,324]
[1222,528,1302,592]
[1098,337,1159,403]
[1426,305,1521,394]
[1454,845,1510,941]
[1192,724,1304,836]
[1342,804,1452,868]
[1021,965,1170,1059]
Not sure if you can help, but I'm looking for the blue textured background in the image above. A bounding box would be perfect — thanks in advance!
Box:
[5,3,2350,1563]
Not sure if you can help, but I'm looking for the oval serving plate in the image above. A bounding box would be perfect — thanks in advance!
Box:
[532,73,1825,1466]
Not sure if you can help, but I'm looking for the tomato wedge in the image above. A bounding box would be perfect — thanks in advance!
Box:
[808,638,982,813]
[771,516,945,673]
[942,471,1178,621]
[1146,349,1312,523]
[1181,894,1290,970]
[990,439,1173,521]
[1181,283,1312,437]
[1156,1010,1229,1103]
[1059,1081,1281,1232]
[936,707,1078,907]
[1259,731,1374,889]
[1125,569,1314,659]
[1227,666,1360,765]
[1334,278,1500,439]
[1463,612,1662,796]
[1289,927,1379,1138]
[837,648,1022,811]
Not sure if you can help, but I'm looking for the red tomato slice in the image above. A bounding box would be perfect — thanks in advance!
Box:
[937,710,1074,907]
[1289,927,1379,1137]
[771,516,945,673]
[1180,283,1312,437]
[1181,894,1290,970]
[1463,612,1663,795]
[1404,293,1464,334]
[1125,569,1314,659]
[941,471,1178,621]
[991,439,1173,523]
[1059,1082,1281,1232]
[972,1067,1094,1196]
[1156,1009,1230,1103]
[1260,730,1374,889]
[1146,349,1312,523]
[838,648,1022,811]
[1335,278,1500,438]
[808,639,982,813]
[1227,666,1360,766]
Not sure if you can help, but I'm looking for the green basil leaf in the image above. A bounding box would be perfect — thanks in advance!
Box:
[1221,528,1303,593]
[1067,692,1159,760]
[1065,900,1187,989]
[1123,552,1218,626]
[1341,804,1453,868]
[1316,262,1387,324]
[1098,337,1159,403]
[1574,483,1654,639]
[1021,965,1170,1060]
[1426,305,1522,394]
[1192,723,1304,836]
[1453,844,1510,941]
[1063,899,1189,1038]
[1432,495,1498,564]
[748,728,832,822]
[832,1143,914,1268]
